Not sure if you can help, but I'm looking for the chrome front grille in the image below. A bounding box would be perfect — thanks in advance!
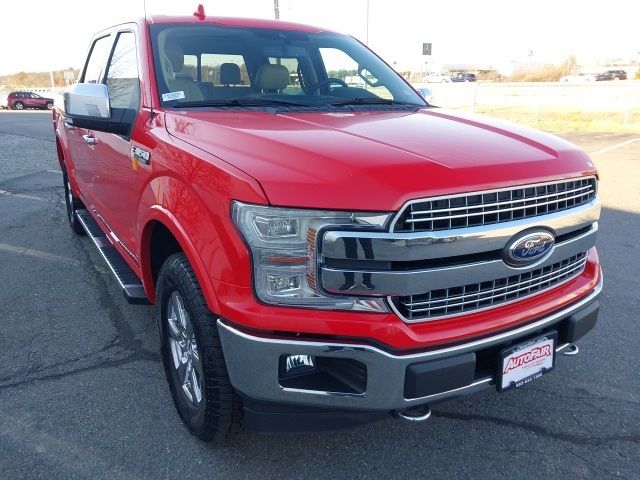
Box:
[390,252,588,321]
[393,177,597,232]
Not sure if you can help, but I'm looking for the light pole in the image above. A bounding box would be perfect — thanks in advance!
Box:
[274,0,280,19]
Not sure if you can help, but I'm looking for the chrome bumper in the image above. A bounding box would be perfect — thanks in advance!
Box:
[218,280,602,411]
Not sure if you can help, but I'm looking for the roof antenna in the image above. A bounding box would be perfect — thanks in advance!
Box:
[143,0,155,121]
[193,4,206,20]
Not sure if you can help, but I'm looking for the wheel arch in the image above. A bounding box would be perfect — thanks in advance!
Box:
[140,208,221,314]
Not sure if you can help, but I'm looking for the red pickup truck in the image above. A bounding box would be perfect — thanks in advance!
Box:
[53,11,602,441]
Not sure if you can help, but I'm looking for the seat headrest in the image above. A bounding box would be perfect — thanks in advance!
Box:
[255,64,289,91]
[220,63,241,85]
[165,43,184,73]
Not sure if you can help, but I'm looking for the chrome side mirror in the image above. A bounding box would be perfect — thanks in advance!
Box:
[64,83,110,118]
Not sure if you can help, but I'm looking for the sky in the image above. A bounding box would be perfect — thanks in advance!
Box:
[0,0,638,75]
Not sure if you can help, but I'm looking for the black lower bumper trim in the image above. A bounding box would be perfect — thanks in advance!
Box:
[562,299,599,342]
[241,396,390,433]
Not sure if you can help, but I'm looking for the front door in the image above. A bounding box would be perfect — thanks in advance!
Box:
[91,30,141,254]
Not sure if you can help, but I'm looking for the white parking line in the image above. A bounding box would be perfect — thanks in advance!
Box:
[0,190,45,201]
[589,138,640,156]
[46,169,61,175]
[0,242,79,266]
[0,242,111,274]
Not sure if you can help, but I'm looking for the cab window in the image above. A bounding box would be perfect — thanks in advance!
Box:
[83,36,112,84]
[105,31,140,110]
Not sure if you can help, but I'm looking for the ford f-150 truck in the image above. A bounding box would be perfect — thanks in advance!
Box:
[53,10,602,442]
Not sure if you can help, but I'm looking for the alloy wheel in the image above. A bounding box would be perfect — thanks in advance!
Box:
[166,291,203,407]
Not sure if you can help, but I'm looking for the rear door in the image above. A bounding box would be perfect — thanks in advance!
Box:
[67,34,113,201]
[22,93,33,107]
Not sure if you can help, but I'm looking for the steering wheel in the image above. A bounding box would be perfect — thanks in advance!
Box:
[307,77,348,94]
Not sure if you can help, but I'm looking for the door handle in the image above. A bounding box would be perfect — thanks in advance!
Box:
[82,134,95,145]
[64,122,74,130]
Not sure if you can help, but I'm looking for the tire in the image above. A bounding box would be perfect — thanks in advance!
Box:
[46,102,53,110]
[14,102,24,110]
[62,170,85,235]
[156,253,242,442]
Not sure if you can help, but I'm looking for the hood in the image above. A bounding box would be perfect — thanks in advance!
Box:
[165,107,595,211]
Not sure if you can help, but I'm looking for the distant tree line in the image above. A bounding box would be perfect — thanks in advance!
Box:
[0,69,80,89]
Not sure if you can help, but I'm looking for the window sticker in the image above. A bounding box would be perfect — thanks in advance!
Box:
[162,91,186,101]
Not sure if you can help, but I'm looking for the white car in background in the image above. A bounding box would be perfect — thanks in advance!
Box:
[0,92,8,109]
[423,73,451,83]
[560,73,596,82]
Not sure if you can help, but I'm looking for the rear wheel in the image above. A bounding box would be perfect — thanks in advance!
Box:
[14,102,24,110]
[157,253,242,442]
[63,170,85,235]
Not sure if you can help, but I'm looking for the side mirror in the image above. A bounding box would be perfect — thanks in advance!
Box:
[64,83,110,118]
[64,83,134,136]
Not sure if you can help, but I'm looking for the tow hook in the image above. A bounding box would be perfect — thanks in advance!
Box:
[395,404,432,422]
[562,343,580,356]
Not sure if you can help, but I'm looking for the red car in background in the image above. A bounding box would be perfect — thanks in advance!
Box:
[7,91,54,110]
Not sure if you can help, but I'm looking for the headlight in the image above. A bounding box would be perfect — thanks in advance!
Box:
[232,201,391,312]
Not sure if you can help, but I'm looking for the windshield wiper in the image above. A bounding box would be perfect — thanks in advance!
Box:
[172,98,310,108]
[327,97,418,106]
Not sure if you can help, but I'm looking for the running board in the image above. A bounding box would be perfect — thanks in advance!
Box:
[75,209,150,305]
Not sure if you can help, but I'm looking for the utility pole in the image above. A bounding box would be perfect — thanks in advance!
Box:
[274,0,280,19]
[366,0,370,44]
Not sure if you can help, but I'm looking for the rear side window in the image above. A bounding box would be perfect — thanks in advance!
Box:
[83,36,112,84]
[105,31,140,110]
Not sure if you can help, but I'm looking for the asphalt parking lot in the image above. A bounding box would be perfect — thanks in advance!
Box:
[0,110,638,480]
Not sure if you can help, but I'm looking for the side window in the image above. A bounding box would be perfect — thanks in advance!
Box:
[319,48,359,85]
[83,36,112,84]
[105,31,140,110]
[319,47,392,99]
[182,54,198,80]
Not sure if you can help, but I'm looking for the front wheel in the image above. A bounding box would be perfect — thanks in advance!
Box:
[157,253,242,442]
[46,102,53,110]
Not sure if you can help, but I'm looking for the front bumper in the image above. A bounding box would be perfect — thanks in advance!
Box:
[218,278,602,412]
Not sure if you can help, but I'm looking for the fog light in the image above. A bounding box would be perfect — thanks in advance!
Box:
[282,355,316,376]
[267,274,300,294]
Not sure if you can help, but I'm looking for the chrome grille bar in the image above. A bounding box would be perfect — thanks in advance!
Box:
[390,252,587,321]
[393,177,596,232]
[408,184,594,217]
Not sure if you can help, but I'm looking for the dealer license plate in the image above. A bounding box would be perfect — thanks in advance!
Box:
[497,332,557,392]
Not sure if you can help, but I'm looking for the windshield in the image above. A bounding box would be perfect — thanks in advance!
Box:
[150,24,425,108]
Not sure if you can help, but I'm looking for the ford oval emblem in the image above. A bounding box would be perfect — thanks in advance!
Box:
[504,230,555,267]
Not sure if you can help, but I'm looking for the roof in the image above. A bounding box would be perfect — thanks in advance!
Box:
[145,15,330,33]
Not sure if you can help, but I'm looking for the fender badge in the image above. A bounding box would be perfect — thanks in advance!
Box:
[131,145,150,166]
